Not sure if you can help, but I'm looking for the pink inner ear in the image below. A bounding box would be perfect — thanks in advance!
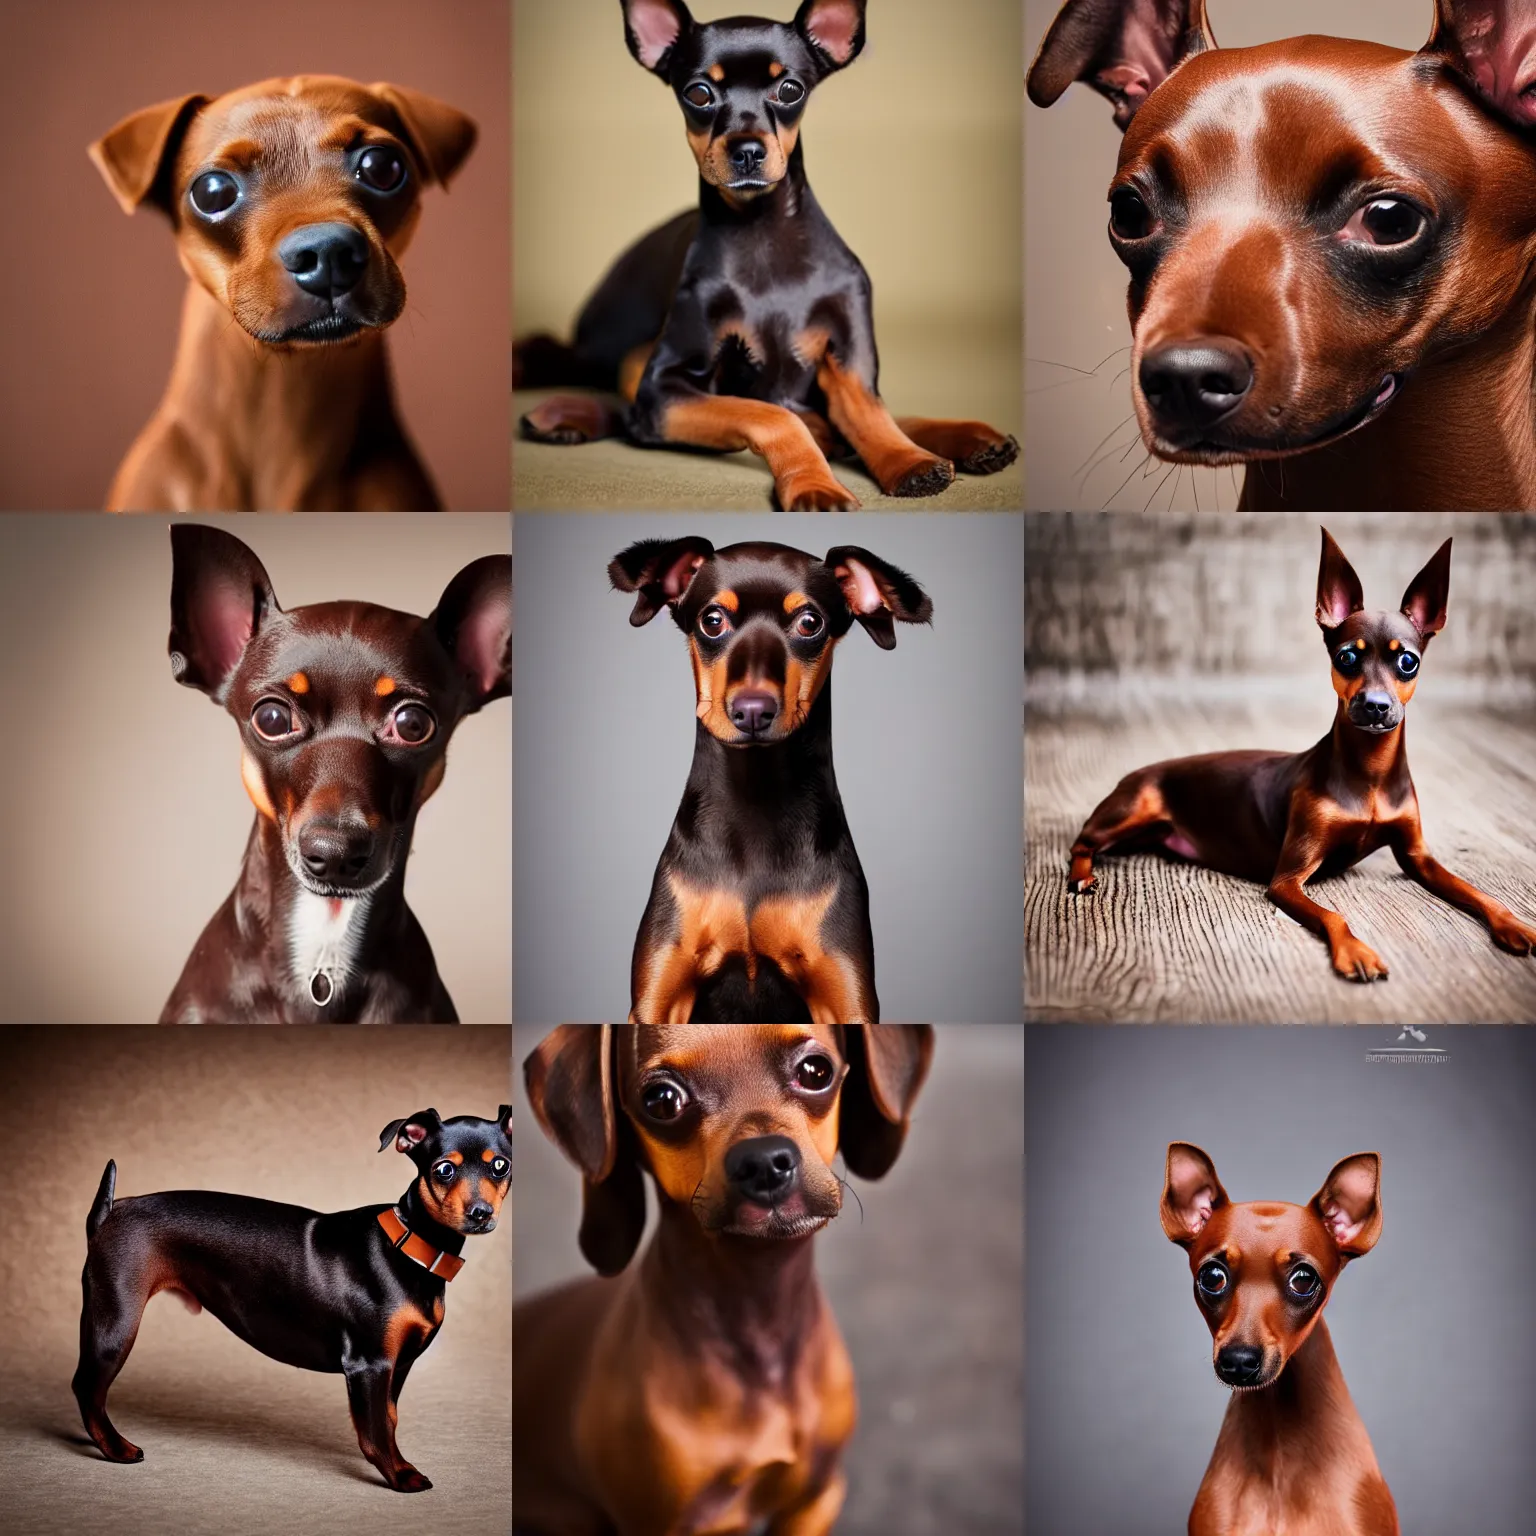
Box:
[457,601,509,697]
[804,0,859,63]
[663,551,706,599]
[629,0,683,69]
[190,577,255,685]
[834,558,885,616]
[1187,1186,1215,1233]
[1321,1198,1364,1247]
[1461,17,1536,125]
[397,1124,427,1151]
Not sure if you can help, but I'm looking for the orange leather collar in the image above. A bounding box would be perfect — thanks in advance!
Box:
[377,1207,465,1281]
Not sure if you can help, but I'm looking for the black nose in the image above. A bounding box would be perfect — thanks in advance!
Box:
[297,821,375,885]
[729,138,766,176]
[278,222,369,297]
[1139,338,1254,439]
[465,1201,494,1225]
[1215,1344,1266,1386]
[729,689,777,735]
[724,1134,800,1204]
[1356,691,1395,725]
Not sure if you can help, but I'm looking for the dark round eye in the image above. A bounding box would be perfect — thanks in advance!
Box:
[391,702,435,745]
[792,608,824,638]
[698,606,730,638]
[795,1054,834,1090]
[491,1156,509,1177]
[252,699,296,739]
[775,79,805,106]
[190,171,240,217]
[683,82,714,109]
[1334,648,1363,675]
[433,1160,455,1181]
[1287,1265,1320,1299]
[357,146,406,192]
[1197,1261,1228,1296]
[1109,187,1154,240]
[1358,198,1424,246]
[1396,650,1420,678]
[642,1081,687,1121]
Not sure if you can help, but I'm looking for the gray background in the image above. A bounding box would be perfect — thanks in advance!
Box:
[513,1023,1023,1535]
[513,513,1023,1024]
[1026,0,1431,511]
[1026,1025,1536,1534]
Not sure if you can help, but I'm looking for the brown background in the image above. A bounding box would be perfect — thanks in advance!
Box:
[1026,0,1429,511]
[0,1026,512,1535]
[0,0,510,511]
[0,515,512,1024]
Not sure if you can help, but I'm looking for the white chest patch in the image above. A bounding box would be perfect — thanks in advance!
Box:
[288,892,371,1005]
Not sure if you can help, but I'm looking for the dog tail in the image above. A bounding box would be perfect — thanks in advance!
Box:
[86,1160,116,1243]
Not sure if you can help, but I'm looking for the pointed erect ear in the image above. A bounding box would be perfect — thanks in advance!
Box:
[1028,0,1216,130]
[430,554,511,710]
[168,524,280,703]
[608,537,714,626]
[794,0,867,72]
[1315,526,1366,632]
[378,1108,442,1154]
[1161,1141,1228,1247]
[497,1104,513,1147]
[1421,1,1536,128]
[525,1025,646,1276]
[824,546,932,650]
[1400,538,1452,641]
[370,84,478,187]
[838,1026,934,1178]
[89,94,208,216]
[1310,1152,1382,1261]
[622,0,695,79]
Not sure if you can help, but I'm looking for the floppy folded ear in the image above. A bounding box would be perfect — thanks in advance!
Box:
[370,83,478,188]
[1310,1152,1383,1262]
[1315,527,1366,632]
[378,1108,443,1155]
[824,546,932,651]
[1160,1141,1227,1247]
[1028,0,1216,130]
[168,524,280,704]
[525,1025,646,1275]
[89,93,208,216]
[1421,0,1536,128]
[609,537,715,626]
[430,554,512,710]
[838,1025,934,1178]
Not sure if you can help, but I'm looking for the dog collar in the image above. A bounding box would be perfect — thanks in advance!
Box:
[378,1207,464,1280]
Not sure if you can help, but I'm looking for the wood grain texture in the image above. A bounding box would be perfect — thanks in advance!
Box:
[1025,700,1536,1023]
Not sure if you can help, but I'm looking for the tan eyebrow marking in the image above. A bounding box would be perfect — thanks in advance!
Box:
[286,672,309,694]
[375,676,396,696]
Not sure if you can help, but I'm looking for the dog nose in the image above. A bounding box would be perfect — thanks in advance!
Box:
[278,222,369,297]
[297,821,375,885]
[1139,338,1253,439]
[1215,1344,1266,1386]
[729,689,777,735]
[465,1201,494,1226]
[1356,691,1394,725]
[725,1135,801,1204]
[729,138,766,176]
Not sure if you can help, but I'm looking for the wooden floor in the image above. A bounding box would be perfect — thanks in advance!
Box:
[1026,698,1536,1024]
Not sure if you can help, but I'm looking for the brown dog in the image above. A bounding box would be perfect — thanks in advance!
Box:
[514,1023,933,1536]
[90,76,476,511]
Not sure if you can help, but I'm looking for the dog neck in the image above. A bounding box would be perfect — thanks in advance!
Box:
[685,682,841,819]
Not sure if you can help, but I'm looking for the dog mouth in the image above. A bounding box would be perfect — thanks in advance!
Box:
[716,1193,836,1239]
[1348,715,1401,735]
[260,312,373,345]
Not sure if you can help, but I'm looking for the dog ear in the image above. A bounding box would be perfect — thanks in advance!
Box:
[168,524,280,703]
[378,1108,443,1154]
[1028,0,1216,130]
[89,94,209,217]
[1161,1141,1228,1247]
[371,84,478,188]
[1315,527,1366,632]
[1400,538,1452,642]
[824,546,932,650]
[609,537,714,626]
[794,0,867,73]
[497,1104,514,1147]
[525,1026,647,1276]
[1309,1152,1382,1262]
[1422,1,1536,127]
[838,1026,934,1178]
[430,554,512,711]
[622,0,695,79]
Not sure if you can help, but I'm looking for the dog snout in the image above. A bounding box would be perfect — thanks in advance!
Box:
[1214,1343,1266,1386]
[1139,338,1253,442]
[728,688,778,736]
[727,137,767,178]
[725,1134,801,1204]
[1351,690,1397,730]
[465,1200,496,1228]
[278,222,370,298]
[297,820,375,886]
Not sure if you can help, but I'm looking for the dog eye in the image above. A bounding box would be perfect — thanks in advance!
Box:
[774,80,805,106]
[433,1160,455,1180]
[491,1156,509,1177]
[356,146,407,192]
[1395,651,1420,678]
[189,171,240,217]
[1197,1262,1228,1296]
[251,699,297,739]
[388,703,436,745]
[642,1081,688,1121]
[1348,197,1425,247]
[698,606,731,638]
[795,1054,834,1090]
[792,609,824,638]
[1108,188,1155,241]
[1287,1265,1320,1298]
[684,82,714,109]
[1334,647,1363,675]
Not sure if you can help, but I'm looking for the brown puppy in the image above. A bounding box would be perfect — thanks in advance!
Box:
[515,1023,933,1536]
[90,76,476,511]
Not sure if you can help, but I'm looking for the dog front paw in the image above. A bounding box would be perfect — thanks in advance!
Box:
[388,1465,434,1493]
[1490,914,1536,955]
[955,431,1019,475]
[1067,875,1097,895]
[1332,936,1389,983]
[885,452,954,498]
[778,475,861,511]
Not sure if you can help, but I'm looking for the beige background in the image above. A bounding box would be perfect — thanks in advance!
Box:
[0,515,512,1024]
[1025,0,1430,511]
[0,1026,512,1535]
[513,0,1022,509]
[0,0,510,511]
